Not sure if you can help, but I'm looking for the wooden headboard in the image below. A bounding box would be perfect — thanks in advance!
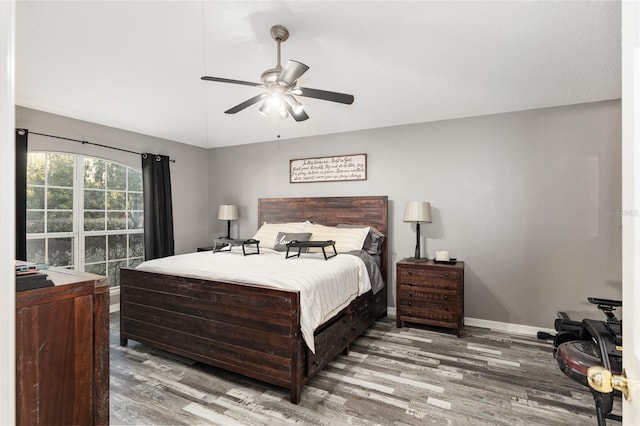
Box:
[258,196,389,279]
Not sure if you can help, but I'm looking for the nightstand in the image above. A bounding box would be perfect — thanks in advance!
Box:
[396,258,464,337]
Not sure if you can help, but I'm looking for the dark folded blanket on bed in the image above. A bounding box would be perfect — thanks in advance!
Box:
[348,250,385,294]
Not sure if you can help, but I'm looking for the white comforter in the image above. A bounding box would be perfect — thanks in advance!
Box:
[135,248,372,352]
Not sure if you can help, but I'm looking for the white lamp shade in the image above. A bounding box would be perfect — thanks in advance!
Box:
[217,204,238,221]
[403,201,432,223]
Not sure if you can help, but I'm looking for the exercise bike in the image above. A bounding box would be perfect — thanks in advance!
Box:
[547,298,622,425]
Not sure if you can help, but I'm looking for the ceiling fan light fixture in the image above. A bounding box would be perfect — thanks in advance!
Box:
[267,92,283,108]
[285,95,304,115]
[258,102,270,117]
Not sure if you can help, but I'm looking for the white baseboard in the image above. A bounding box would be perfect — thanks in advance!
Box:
[387,307,555,337]
[109,286,120,313]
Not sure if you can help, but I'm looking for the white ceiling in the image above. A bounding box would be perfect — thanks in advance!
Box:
[15,1,621,149]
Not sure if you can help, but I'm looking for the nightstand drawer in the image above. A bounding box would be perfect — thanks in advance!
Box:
[398,288,457,304]
[399,299,456,313]
[398,268,458,289]
[399,268,459,282]
[398,276,458,291]
[400,308,460,327]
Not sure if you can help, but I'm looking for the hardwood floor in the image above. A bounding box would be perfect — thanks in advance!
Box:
[109,313,621,425]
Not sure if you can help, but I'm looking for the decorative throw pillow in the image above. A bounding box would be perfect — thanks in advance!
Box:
[304,223,370,253]
[273,232,312,252]
[252,222,307,249]
[337,224,385,255]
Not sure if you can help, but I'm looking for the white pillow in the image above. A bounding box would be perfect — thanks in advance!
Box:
[304,223,370,253]
[252,222,308,249]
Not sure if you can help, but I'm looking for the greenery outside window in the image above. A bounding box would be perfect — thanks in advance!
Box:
[26,152,144,286]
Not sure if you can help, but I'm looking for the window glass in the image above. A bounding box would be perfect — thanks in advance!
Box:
[85,235,106,263]
[128,170,142,191]
[47,153,74,187]
[129,233,144,258]
[84,211,105,231]
[27,153,46,185]
[26,239,45,263]
[47,188,73,210]
[84,189,105,210]
[107,191,126,210]
[84,158,106,189]
[107,212,127,230]
[26,211,44,234]
[48,237,73,267]
[107,163,126,190]
[26,186,44,209]
[47,211,73,233]
[127,192,143,210]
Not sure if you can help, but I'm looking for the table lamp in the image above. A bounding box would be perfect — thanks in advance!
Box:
[403,201,432,261]
[217,204,238,239]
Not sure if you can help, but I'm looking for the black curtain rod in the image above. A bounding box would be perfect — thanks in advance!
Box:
[28,131,176,163]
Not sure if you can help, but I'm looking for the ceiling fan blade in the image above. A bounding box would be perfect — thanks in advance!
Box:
[224,94,266,114]
[201,76,261,88]
[277,60,309,86]
[296,87,354,105]
[286,104,309,122]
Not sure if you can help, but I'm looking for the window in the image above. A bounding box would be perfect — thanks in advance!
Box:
[26,152,144,286]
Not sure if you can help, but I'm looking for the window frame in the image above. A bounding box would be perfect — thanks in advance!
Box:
[26,151,144,286]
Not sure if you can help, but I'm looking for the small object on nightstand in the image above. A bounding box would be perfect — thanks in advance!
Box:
[396,258,464,337]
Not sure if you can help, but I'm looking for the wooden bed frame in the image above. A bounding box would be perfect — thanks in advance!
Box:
[120,195,388,403]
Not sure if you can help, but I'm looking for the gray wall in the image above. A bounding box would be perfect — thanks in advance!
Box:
[209,100,622,328]
[17,101,621,329]
[16,106,211,255]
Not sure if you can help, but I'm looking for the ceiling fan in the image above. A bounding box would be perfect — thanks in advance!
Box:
[201,25,354,122]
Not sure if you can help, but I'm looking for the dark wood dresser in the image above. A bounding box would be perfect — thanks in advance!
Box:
[396,258,465,337]
[16,268,110,425]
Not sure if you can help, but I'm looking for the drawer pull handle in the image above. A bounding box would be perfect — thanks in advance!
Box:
[407,301,412,307]
[444,284,449,289]
[408,292,413,297]
[444,295,448,300]
[407,270,413,275]
[444,316,448,321]
[444,272,449,278]
[444,306,448,311]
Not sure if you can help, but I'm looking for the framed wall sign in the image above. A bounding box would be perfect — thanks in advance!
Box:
[290,154,367,183]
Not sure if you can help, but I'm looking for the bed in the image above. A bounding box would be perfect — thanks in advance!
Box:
[119,195,388,403]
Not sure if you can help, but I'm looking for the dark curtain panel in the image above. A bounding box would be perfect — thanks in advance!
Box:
[142,153,175,260]
[16,129,28,261]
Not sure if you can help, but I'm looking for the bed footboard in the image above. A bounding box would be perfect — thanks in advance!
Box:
[119,268,306,403]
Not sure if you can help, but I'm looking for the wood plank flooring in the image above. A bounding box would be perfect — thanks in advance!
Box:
[109,313,621,425]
